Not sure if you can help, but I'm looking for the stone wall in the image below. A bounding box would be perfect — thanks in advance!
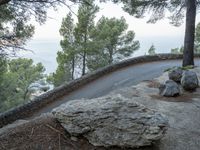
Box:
[0,54,199,128]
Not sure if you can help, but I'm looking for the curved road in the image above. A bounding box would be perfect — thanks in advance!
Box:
[32,59,200,117]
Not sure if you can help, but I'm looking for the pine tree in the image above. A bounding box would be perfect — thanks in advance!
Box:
[88,16,140,71]
[53,2,99,86]
[0,0,68,56]
[53,13,78,86]
[148,44,156,55]
[0,58,45,112]
[74,0,99,75]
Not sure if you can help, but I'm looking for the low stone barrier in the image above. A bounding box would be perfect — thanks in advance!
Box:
[0,54,199,128]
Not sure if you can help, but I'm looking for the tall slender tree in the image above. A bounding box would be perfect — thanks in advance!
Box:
[60,13,76,80]
[53,2,99,86]
[53,13,77,86]
[74,0,99,75]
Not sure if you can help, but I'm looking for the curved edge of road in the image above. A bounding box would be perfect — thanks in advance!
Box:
[0,54,199,128]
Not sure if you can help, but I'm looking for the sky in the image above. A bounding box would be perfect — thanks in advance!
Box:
[20,1,200,74]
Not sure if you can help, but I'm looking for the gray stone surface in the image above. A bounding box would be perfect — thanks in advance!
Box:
[181,71,199,91]
[52,94,168,148]
[168,68,183,82]
[159,80,180,97]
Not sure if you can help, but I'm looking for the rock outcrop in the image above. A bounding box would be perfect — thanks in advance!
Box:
[168,68,183,83]
[52,94,168,148]
[159,80,180,97]
[181,71,199,91]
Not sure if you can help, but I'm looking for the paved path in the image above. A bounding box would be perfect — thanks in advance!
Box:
[32,59,200,117]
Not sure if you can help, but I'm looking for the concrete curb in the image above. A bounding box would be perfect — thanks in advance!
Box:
[0,54,199,128]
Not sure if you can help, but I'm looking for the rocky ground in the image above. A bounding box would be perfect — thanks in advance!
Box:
[1,67,200,150]
[0,113,161,150]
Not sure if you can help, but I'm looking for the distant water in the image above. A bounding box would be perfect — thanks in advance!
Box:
[20,39,60,74]
[21,36,183,74]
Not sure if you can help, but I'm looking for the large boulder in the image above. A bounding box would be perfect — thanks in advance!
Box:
[52,94,168,148]
[168,68,183,83]
[159,80,180,97]
[181,71,199,91]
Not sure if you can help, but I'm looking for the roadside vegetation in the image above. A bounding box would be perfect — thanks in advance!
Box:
[0,58,47,112]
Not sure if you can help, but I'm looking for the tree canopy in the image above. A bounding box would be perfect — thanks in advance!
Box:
[0,4,34,56]
[52,1,99,86]
[0,58,45,112]
[0,0,70,56]
[88,16,140,71]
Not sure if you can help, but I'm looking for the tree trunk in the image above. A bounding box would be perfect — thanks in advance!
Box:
[23,88,28,101]
[82,51,86,76]
[82,30,87,76]
[183,0,196,66]
[71,56,75,80]
[108,48,113,64]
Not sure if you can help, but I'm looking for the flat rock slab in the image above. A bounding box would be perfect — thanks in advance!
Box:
[52,95,168,148]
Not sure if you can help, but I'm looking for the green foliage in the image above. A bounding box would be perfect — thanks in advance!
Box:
[196,22,200,42]
[53,1,100,86]
[171,46,184,54]
[53,52,73,86]
[52,13,77,86]
[46,73,54,84]
[195,22,200,53]
[148,44,156,55]
[74,0,99,75]
[171,48,180,54]
[0,56,7,76]
[0,58,45,112]
[0,5,34,56]
[0,0,66,56]
[117,0,191,26]
[164,65,195,72]
[88,16,140,71]
[180,65,195,70]
[0,0,76,110]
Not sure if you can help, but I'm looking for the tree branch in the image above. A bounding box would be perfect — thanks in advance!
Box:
[0,0,11,5]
